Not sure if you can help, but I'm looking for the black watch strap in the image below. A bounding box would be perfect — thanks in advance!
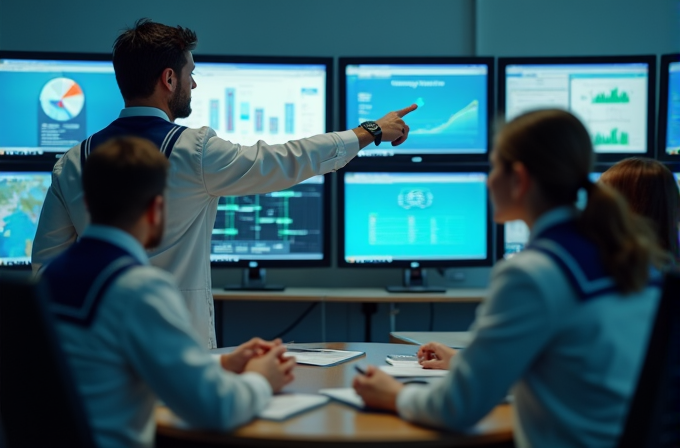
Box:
[360,121,382,146]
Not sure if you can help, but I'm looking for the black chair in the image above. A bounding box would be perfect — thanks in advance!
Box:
[618,269,680,448]
[0,272,95,448]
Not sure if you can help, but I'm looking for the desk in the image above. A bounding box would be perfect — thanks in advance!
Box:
[212,288,487,343]
[390,332,472,349]
[155,342,512,448]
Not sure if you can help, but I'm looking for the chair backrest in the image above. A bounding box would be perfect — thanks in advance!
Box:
[0,272,95,448]
[617,269,680,448]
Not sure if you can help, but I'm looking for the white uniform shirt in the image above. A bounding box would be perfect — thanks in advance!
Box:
[49,225,272,448]
[33,107,361,348]
[397,207,660,448]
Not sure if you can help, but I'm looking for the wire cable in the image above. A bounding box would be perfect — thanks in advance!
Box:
[271,302,319,339]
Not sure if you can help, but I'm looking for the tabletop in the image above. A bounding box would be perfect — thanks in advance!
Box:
[155,342,513,447]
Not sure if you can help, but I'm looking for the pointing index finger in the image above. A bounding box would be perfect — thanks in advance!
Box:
[396,103,418,118]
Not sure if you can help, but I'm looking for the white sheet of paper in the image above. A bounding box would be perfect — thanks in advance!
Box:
[379,365,448,377]
[283,349,364,367]
[258,394,329,421]
[318,387,364,409]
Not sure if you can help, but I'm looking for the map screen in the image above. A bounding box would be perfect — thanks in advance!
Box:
[0,172,51,266]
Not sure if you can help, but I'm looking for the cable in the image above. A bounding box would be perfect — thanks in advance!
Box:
[271,302,319,340]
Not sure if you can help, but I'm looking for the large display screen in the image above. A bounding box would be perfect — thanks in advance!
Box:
[504,61,651,155]
[664,62,680,156]
[210,175,327,265]
[341,171,489,265]
[0,172,51,266]
[344,63,490,156]
[0,55,122,158]
[176,62,327,146]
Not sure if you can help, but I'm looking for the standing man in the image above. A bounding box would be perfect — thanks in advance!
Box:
[32,18,416,348]
[41,136,297,448]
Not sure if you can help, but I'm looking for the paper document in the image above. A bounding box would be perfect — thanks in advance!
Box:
[258,394,329,421]
[379,365,448,378]
[318,387,365,409]
[284,348,365,367]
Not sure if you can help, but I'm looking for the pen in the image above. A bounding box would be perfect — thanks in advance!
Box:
[354,365,367,375]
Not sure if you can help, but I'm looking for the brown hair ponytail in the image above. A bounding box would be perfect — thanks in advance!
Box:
[497,109,668,294]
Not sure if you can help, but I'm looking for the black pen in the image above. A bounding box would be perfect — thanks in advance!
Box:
[354,364,367,375]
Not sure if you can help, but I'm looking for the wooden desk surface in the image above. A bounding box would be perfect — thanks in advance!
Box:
[212,287,488,303]
[155,342,512,447]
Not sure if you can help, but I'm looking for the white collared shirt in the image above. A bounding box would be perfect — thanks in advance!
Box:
[52,225,271,448]
[33,107,360,347]
[397,206,660,448]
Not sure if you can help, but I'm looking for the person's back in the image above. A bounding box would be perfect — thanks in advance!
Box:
[40,137,295,448]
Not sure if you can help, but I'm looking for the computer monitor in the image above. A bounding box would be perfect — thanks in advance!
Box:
[497,171,604,260]
[338,166,492,292]
[340,57,494,162]
[211,174,330,290]
[175,55,331,145]
[658,54,680,160]
[0,51,122,161]
[0,166,52,267]
[499,56,656,162]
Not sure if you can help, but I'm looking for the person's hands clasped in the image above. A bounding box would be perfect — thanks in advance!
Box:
[352,365,404,412]
[417,342,457,370]
[244,344,296,393]
[220,337,282,373]
[376,104,417,146]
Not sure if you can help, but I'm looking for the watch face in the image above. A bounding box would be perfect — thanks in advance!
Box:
[363,121,379,132]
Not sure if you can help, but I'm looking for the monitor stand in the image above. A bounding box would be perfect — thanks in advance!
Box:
[386,267,446,293]
[223,267,285,291]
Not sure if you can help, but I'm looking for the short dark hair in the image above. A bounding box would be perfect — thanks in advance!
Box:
[83,136,169,228]
[112,18,197,100]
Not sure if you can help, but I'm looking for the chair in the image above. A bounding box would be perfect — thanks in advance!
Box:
[617,269,680,448]
[0,272,95,448]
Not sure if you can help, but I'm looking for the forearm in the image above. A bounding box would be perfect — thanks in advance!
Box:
[352,126,376,149]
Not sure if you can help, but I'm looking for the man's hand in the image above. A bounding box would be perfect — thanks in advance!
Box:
[352,365,404,412]
[353,104,418,149]
[244,345,296,393]
[220,337,282,373]
[417,342,457,370]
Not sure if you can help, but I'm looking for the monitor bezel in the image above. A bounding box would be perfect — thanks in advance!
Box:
[339,56,495,164]
[337,163,494,269]
[208,172,332,269]
[657,53,680,161]
[0,161,55,270]
[0,50,116,163]
[494,163,618,261]
[498,55,657,163]
[191,54,333,139]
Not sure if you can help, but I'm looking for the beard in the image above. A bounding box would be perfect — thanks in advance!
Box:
[169,84,192,120]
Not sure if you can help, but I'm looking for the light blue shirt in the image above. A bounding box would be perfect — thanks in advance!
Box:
[397,206,660,448]
[54,225,272,448]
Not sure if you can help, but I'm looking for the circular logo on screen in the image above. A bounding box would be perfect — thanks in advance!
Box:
[39,77,85,121]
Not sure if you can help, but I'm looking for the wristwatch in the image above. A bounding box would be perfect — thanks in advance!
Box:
[360,121,382,146]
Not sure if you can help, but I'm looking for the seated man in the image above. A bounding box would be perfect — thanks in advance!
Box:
[40,136,295,448]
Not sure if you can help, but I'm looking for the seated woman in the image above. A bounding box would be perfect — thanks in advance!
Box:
[353,109,669,448]
[599,157,679,261]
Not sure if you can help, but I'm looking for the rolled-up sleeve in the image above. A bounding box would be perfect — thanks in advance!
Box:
[201,129,359,197]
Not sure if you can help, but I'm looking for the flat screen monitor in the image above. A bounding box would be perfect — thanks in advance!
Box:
[0,51,122,161]
[499,56,656,162]
[658,54,680,159]
[338,167,492,292]
[210,174,330,289]
[340,57,493,162]
[176,56,331,145]
[497,170,609,260]
[0,167,52,267]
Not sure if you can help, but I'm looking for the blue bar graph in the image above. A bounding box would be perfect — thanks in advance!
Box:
[270,117,279,134]
[210,100,219,129]
[240,102,250,120]
[225,89,234,132]
[285,103,294,134]
[255,108,264,132]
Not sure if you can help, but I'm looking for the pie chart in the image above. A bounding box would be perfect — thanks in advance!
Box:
[39,78,85,121]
